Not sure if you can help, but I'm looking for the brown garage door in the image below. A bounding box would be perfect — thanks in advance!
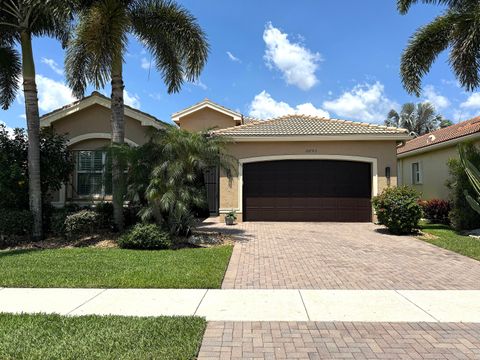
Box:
[243,160,372,222]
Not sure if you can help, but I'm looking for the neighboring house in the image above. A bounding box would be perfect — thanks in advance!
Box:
[174,100,410,222]
[44,95,410,222]
[40,91,168,207]
[397,117,480,200]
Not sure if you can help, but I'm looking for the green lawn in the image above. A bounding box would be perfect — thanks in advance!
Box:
[420,223,480,261]
[0,245,232,288]
[0,313,205,360]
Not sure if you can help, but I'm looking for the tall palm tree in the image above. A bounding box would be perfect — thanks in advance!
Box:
[398,0,480,95]
[385,102,445,136]
[0,0,72,240]
[65,0,209,231]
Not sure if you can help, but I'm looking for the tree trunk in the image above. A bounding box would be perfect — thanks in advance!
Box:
[111,56,125,231]
[21,31,42,240]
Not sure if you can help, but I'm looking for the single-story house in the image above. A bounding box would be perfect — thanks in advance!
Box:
[173,99,410,222]
[43,94,410,222]
[40,91,169,206]
[397,116,480,200]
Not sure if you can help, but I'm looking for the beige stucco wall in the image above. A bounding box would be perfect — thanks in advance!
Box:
[49,104,152,146]
[220,140,399,221]
[398,140,480,200]
[44,104,157,204]
[178,107,237,132]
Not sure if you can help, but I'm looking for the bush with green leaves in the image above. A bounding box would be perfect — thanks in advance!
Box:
[0,124,74,210]
[64,210,99,239]
[447,142,480,230]
[94,202,114,229]
[0,209,33,246]
[372,186,423,235]
[118,223,172,250]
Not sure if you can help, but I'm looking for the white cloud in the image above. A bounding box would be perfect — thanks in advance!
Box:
[191,79,207,90]
[423,85,450,109]
[263,22,322,91]
[460,93,480,109]
[322,82,397,123]
[226,51,241,63]
[123,90,141,109]
[141,57,153,70]
[41,58,63,76]
[34,75,76,112]
[0,121,14,137]
[249,90,329,119]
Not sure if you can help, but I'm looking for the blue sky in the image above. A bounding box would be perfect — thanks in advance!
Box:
[2,0,480,131]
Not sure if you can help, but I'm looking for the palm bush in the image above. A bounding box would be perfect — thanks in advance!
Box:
[385,102,445,136]
[126,128,234,236]
[65,0,209,231]
[459,143,480,215]
[447,142,480,229]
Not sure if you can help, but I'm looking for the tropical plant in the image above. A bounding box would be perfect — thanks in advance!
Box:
[459,142,480,215]
[0,0,73,239]
[446,142,480,229]
[385,102,445,136]
[65,0,209,231]
[127,127,234,236]
[372,186,423,235]
[398,0,480,95]
[0,123,74,210]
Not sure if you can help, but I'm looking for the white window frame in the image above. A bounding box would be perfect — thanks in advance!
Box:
[76,150,110,197]
[411,162,422,185]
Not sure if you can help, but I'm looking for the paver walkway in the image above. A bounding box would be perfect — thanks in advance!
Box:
[195,221,480,359]
[198,322,480,359]
[198,222,480,290]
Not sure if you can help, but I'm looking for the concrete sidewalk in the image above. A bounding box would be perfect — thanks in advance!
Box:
[1,288,479,322]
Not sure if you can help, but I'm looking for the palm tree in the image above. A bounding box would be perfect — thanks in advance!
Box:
[398,0,480,95]
[0,0,72,240]
[385,102,445,136]
[65,0,209,231]
[128,127,234,236]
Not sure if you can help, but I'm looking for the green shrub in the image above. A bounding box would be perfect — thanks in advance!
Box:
[420,199,451,224]
[64,210,99,239]
[118,223,172,250]
[372,186,422,235]
[0,209,33,246]
[447,142,480,230]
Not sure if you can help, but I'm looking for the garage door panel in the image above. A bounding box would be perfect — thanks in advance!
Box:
[243,160,372,222]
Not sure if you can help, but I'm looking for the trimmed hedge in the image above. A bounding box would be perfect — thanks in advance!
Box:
[118,223,172,250]
[372,186,422,235]
[64,210,99,239]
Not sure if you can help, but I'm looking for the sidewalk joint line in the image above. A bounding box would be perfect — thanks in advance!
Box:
[194,289,208,316]
[298,290,311,321]
[394,290,440,322]
[66,289,108,315]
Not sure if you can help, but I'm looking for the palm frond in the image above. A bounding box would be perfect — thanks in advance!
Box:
[397,0,471,14]
[449,8,480,91]
[401,13,454,95]
[0,44,21,109]
[65,0,129,96]
[129,0,209,93]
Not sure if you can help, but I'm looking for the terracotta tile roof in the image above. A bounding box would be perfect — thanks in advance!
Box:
[397,116,480,155]
[213,115,409,137]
